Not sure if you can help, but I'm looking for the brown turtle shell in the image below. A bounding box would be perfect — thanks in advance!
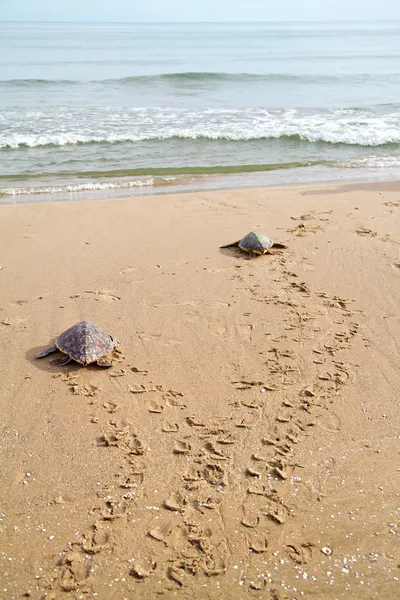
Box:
[56,321,116,365]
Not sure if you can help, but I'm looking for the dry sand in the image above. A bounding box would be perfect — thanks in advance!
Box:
[0,182,399,599]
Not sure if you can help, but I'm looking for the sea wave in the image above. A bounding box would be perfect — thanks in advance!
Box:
[0,161,326,196]
[2,106,400,149]
[1,71,400,87]
[100,72,400,85]
[2,127,400,149]
[0,178,158,197]
[2,155,400,198]
[0,161,325,184]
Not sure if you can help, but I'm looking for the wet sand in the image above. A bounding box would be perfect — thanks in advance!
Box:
[0,182,399,599]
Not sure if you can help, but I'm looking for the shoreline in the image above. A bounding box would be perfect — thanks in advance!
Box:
[1,167,400,205]
[1,181,399,598]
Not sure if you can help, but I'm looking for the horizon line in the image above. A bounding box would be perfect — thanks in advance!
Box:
[1,18,400,24]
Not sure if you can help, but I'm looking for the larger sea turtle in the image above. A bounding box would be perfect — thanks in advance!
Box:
[36,321,117,367]
[220,231,287,257]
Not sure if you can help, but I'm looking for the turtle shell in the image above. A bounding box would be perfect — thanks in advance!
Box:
[238,232,274,254]
[56,321,116,365]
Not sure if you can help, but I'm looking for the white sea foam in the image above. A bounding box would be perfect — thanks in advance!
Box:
[0,178,158,196]
[342,155,400,168]
[1,107,400,148]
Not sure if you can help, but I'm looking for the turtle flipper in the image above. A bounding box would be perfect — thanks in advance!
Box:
[96,354,113,368]
[219,240,240,249]
[50,354,72,367]
[272,242,288,249]
[37,344,57,358]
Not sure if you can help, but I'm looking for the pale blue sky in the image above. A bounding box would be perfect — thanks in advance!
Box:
[1,0,400,22]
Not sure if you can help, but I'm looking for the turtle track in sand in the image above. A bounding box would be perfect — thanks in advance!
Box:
[41,229,364,599]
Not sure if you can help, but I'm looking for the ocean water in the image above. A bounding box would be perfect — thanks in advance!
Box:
[1,20,400,202]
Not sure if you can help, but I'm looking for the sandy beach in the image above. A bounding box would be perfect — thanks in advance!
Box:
[1,181,399,599]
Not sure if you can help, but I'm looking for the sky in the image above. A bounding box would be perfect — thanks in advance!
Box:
[1,0,400,22]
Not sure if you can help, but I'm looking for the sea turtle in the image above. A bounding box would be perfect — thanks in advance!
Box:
[220,231,287,257]
[36,321,117,367]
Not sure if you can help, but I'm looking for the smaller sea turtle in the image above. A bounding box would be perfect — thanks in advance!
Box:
[220,231,287,257]
[36,321,117,367]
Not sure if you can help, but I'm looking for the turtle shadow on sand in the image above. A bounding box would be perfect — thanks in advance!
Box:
[27,344,114,373]
[25,341,79,372]
[218,246,254,260]
[219,246,287,260]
